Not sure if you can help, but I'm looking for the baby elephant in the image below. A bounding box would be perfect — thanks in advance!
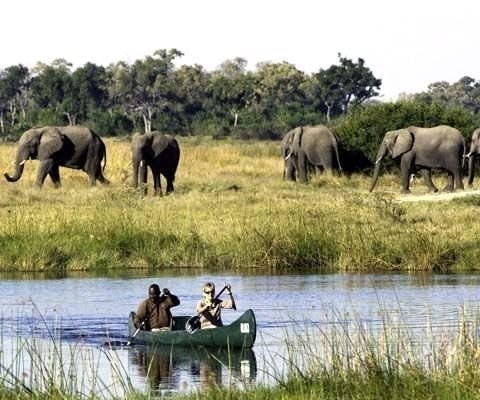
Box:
[131,131,180,195]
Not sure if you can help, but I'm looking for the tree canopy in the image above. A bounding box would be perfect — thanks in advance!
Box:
[0,50,383,138]
[1,48,479,152]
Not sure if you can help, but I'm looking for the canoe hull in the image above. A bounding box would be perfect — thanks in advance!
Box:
[128,309,256,348]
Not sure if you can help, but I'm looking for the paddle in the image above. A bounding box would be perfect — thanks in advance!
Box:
[185,284,229,334]
[127,320,145,346]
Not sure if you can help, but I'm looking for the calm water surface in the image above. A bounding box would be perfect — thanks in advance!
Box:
[1,273,480,396]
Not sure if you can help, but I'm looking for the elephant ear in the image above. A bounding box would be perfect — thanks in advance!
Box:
[292,127,303,153]
[392,129,414,158]
[38,127,63,159]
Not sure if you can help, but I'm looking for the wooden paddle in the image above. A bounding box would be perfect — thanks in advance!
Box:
[127,320,145,346]
[185,284,229,333]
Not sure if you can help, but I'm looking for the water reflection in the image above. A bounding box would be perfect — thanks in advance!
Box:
[128,345,257,393]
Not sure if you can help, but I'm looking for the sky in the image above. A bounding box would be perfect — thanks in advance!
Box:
[2,0,480,101]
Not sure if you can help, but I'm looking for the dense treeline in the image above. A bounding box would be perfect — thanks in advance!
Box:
[1,48,480,157]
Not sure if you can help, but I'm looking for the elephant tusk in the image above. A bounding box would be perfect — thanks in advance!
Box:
[375,158,382,165]
[18,160,26,166]
[465,152,472,158]
[140,160,145,167]
[284,152,292,161]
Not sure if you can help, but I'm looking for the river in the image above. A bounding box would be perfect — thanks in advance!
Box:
[1,272,480,397]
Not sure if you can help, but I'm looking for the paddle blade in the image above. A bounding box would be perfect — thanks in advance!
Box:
[185,315,200,333]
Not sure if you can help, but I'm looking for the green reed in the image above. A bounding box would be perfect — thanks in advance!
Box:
[177,305,480,400]
[2,302,480,399]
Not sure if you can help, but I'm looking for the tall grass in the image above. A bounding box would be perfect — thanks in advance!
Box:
[2,303,480,399]
[1,137,480,273]
[177,306,480,400]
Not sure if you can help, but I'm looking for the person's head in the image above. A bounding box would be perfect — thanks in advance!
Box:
[148,284,161,299]
[202,282,215,301]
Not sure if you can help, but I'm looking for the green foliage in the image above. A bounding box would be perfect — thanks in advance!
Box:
[2,51,480,143]
[87,110,133,135]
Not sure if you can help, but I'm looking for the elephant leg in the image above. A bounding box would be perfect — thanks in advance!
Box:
[37,160,54,187]
[49,165,62,188]
[297,152,308,183]
[87,172,96,186]
[152,170,162,196]
[453,168,464,191]
[284,160,296,181]
[96,171,110,185]
[140,162,148,195]
[443,173,454,192]
[164,172,175,194]
[419,169,438,193]
[399,156,412,193]
[321,152,334,175]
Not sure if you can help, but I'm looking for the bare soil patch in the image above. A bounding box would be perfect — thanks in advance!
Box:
[397,189,480,202]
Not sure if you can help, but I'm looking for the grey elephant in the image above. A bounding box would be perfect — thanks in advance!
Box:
[4,126,109,187]
[280,125,342,182]
[466,128,480,187]
[131,131,180,195]
[370,125,465,193]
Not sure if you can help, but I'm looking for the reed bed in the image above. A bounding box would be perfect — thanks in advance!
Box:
[1,137,480,273]
[3,304,480,399]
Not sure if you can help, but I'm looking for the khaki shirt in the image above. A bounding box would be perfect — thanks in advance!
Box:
[196,298,233,329]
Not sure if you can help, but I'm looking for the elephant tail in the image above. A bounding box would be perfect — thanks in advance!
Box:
[334,141,342,173]
[102,150,107,172]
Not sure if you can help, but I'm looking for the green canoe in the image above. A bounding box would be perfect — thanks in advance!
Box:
[128,309,256,348]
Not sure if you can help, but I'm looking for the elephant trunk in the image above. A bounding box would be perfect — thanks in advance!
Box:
[468,154,475,187]
[4,157,26,182]
[369,143,387,192]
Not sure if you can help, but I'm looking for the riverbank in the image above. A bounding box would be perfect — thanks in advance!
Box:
[1,137,480,273]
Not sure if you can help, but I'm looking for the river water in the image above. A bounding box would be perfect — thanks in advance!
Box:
[1,272,480,397]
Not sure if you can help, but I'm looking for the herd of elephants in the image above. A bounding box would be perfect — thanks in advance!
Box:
[3,124,480,195]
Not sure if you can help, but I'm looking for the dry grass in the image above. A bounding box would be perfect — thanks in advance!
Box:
[0,136,480,273]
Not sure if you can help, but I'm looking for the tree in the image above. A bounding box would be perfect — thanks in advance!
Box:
[252,61,306,119]
[209,57,255,127]
[30,59,73,125]
[130,49,184,133]
[416,77,480,116]
[310,54,381,121]
[0,64,30,133]
[62,63,108,125]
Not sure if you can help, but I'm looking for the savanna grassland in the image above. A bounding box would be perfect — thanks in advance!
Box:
[1,136,480,274]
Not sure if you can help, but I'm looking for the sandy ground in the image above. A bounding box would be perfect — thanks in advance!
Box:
[397,188,480,202]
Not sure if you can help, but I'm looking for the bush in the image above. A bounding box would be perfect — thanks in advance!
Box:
[87,110,133,136]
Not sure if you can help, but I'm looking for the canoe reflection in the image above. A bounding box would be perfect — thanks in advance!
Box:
[129,344,257,392]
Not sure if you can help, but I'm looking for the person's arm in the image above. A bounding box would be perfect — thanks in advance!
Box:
[197,299,212,313]
[162,288,180,307]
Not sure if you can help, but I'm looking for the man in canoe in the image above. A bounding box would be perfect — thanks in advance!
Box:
[134,284,180,331]
[196,282,236,329]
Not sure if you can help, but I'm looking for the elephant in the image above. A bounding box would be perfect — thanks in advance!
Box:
[280,124,342,182]
[131,131,180,195]
[466,128,480,187]
[4,126,109,187]
[369,125,465,193]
